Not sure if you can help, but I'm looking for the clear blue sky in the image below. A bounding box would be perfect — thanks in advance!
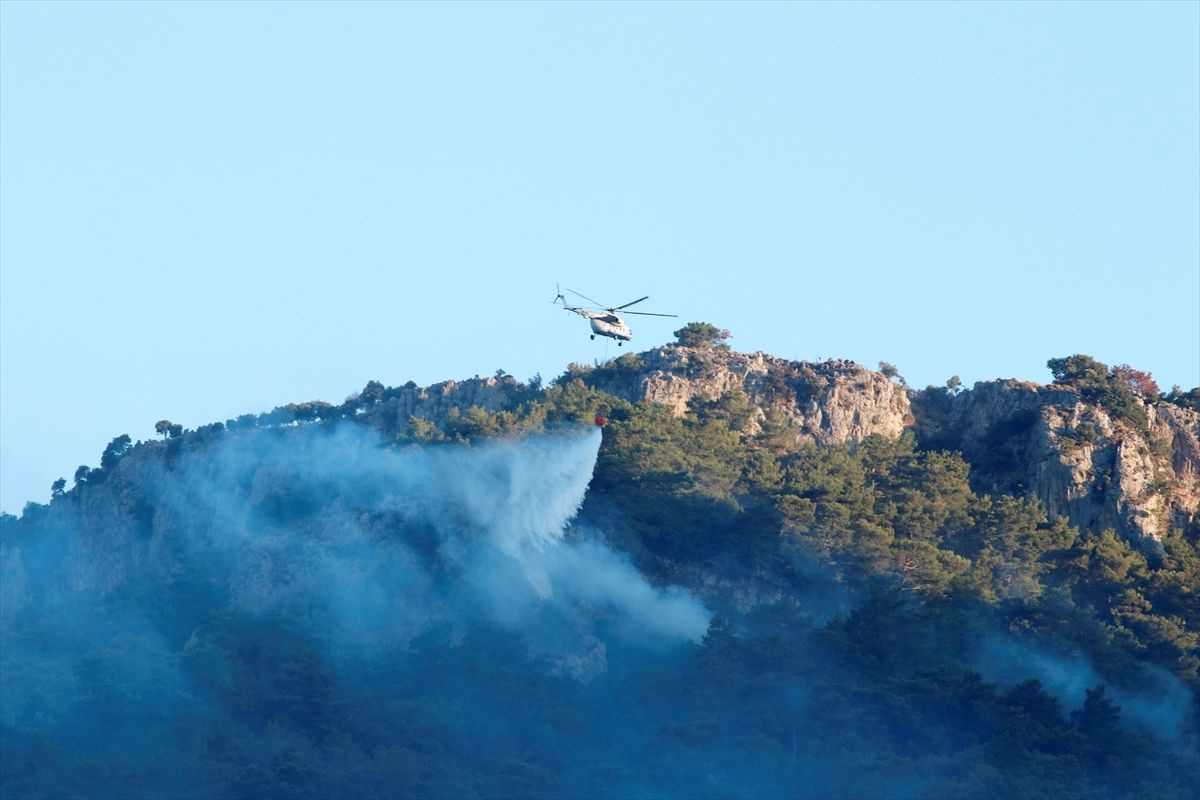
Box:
[2,1,1197,512]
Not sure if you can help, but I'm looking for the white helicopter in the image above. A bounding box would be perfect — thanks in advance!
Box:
[552,286,677,345]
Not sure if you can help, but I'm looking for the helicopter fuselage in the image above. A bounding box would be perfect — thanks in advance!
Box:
[564,306,633,341]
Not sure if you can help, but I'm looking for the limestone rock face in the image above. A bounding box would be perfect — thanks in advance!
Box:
[349,347,1200,548]
[357,347,912,449]
[20,345,1191,566]
[913,381,1200,547]
[585,346,913,448]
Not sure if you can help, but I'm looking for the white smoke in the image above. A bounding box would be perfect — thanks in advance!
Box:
[429,427,606,598]
[974,634,1193,741]
[88,424,712,662]
[442,428,603,552]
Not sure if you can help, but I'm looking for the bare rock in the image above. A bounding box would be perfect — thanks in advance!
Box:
[586,346,912,448]
[914,381,1200,547]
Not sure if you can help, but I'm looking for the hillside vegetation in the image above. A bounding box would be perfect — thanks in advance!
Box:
[3,337,1198,799]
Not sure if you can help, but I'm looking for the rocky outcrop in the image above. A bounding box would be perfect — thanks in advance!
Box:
[584,346,912,448]
[353,346,912,450]
[349,346,1200,548]
[913,381,1200,547]
[360,374,529,437]
[18,344,1192,558]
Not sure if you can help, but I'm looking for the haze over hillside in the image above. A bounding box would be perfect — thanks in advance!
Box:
[3,331,1198,799]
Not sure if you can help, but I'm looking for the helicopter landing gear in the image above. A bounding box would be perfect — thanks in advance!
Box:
[590,335,595,340]
[618,342,623,346]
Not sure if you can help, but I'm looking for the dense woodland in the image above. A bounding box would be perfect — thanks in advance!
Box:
[2,340,1198,799]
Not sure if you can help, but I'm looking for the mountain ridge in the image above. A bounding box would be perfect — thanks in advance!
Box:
[344,343,1198,547]
[18,342,1198,550]
[5,338,1199,800]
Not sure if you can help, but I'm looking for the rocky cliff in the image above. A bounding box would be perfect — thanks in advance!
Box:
[355,345,1199,547]
[572,346,1198,546]
[354,346,913,448]
[914,379,1200,547]
[19,345,1197,551]
[350,347,1200,546]
[582,345,912,447]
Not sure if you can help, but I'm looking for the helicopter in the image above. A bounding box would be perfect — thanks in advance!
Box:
[552,286,677,345]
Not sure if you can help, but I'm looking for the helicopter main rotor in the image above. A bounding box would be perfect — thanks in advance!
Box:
[564,288,677,318]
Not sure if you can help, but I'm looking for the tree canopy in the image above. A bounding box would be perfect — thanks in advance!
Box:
[674,321,731,349]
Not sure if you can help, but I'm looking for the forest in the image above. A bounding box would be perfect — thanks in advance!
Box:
[2,346,1198,799]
